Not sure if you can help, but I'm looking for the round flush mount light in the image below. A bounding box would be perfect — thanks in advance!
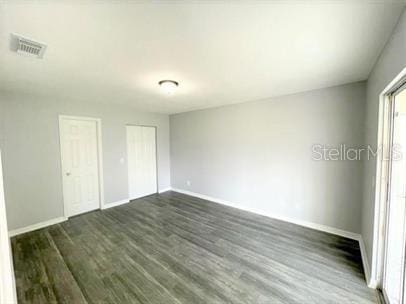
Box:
[158,80,179,94]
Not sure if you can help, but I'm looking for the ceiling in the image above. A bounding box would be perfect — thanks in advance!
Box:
[0,1,404,114]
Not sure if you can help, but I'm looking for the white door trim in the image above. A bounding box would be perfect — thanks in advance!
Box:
[372,67,406,289]
[58,115,105,216]
[0,150,17,304]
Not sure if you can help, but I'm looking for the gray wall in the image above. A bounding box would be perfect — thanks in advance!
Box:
[0,93,170,230]
[171,82,366,233]
[362,10,406,269]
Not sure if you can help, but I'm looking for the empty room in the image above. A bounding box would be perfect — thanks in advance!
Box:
[1,1,406,303]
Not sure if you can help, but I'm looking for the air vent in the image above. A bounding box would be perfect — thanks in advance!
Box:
[10,34,47,59]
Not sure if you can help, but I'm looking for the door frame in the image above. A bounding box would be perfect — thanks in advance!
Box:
[58,115,105,216]
[372,67,406,291]
[0,150,17,304]
[126,124,158,200]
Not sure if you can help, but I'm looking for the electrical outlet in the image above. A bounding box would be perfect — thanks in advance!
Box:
[186,180,191,187]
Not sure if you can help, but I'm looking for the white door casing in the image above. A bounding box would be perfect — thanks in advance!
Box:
[0,150,17,304]
[383,89,406,304]
[372,68,406,289]
[59,116,102,217]
[127,125,157,200]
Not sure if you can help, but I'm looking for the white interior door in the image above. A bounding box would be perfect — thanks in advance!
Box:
[384,87,406,304]
[127,125,157,200]
[60,117,101,217]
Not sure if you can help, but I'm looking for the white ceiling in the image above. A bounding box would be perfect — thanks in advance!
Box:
[0,1,404,114]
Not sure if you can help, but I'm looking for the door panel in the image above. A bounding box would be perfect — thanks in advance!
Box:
[60,118,101,217]
[127,126,157,199]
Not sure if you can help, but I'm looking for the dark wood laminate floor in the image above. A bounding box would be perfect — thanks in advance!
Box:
[12,191,379,304]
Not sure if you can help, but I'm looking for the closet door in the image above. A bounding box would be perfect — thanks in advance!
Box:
[127,126,157,200]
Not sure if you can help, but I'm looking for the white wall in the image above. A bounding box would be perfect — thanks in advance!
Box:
[0,92,171,230]
[362,9,406,271]
[171,82,366,233]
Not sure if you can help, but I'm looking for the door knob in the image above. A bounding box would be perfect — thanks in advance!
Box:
[66,172,71,176]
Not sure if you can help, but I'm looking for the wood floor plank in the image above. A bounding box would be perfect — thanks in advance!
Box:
[12,191,379,303]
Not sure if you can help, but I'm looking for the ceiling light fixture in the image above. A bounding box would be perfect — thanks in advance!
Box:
[159,80,179,94]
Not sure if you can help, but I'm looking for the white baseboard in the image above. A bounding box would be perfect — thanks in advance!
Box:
[158,187,172,193]
[9,198,131,237]
[9,217,67,237]
[171,188,360,240]
[102,199,130,210]
[171,188,375,289]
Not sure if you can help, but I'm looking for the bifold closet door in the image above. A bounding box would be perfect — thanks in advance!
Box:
[127,126,157,199]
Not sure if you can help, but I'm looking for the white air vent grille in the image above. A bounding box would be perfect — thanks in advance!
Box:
[10,34,47,58]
